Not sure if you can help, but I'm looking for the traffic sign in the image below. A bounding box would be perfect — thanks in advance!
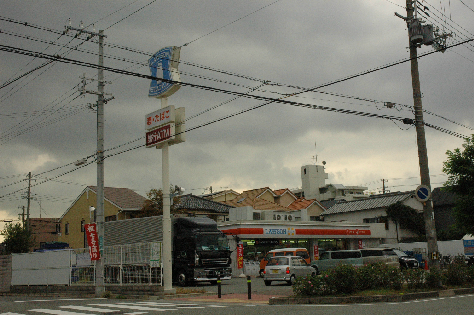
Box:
[415,185,431,202]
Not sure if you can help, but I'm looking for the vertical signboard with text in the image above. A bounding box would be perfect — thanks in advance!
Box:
[84,223,101,261]
[237,243,244,269]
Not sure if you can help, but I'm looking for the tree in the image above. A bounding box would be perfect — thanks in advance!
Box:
[443,135,474,235]
[1,222,34,254]
[134,188,183,218]
[386,201,425,240]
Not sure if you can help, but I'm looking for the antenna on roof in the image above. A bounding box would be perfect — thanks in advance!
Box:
[312,141,317,165]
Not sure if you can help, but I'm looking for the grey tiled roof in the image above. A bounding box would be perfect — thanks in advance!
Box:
[323,191,415,215]
[174,194,234,213]
[88,186,146,210]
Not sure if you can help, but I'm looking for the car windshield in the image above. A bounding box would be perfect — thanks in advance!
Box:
[267,257,289,266]
[392,249,408,257]
[196,233,230,251]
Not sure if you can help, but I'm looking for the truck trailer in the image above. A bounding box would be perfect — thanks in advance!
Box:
[104,216,232,286]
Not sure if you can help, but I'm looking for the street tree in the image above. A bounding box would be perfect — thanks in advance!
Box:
[1,222,33,254]
[443,135,474,235]
[135,188,183,218]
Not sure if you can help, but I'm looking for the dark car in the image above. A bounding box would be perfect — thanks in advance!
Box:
[392,249,420,269]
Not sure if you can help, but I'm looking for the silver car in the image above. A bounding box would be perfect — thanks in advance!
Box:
[263,256,316,286]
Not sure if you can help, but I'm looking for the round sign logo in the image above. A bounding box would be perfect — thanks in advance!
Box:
[415,185,431,202]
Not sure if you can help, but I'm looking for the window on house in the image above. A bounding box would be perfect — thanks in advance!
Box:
[80,219,85,232]
[253,212,261,220]
[56,223,61,234]
[65,223,69,235]
[105,215,117,222]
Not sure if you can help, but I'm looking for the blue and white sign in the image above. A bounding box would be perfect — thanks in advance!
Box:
[415,184,431,202]
[148,46,181,98]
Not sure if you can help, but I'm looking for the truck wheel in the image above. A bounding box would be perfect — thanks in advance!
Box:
[177,270,188,287]
[259,269,264,278]
[264,280,272,286]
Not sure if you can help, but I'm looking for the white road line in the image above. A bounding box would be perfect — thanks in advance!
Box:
[208,305,228,308]
[1,313,25,315]
[89,304,176,312]
[60,305,121,313]
[29,309,94,315]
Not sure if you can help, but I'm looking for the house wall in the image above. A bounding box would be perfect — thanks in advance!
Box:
[276,193,296,207]
[323,201,421,244]
[258,190,276,203]
[29,218,59,251]
[59,190,121,249]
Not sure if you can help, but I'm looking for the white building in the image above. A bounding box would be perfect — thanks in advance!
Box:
[293,164,368,201]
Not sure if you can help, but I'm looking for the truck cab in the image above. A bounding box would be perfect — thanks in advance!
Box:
[173,217,232,286]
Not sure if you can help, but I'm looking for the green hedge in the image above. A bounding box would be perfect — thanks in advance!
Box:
[293,260,474,296]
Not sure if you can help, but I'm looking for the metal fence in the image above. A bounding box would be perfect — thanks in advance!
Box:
[71,242,162,286]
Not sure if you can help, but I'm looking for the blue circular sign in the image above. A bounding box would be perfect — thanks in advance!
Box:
[415,185,431,202]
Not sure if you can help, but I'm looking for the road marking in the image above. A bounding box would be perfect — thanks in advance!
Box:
[30,309,95,315]
[1,313,25,315]
[89,304,176,312]
[60,306,121,313]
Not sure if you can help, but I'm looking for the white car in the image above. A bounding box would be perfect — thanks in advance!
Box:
[263,255,316,286]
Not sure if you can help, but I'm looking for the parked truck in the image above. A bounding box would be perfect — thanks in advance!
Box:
[104,215,232,286]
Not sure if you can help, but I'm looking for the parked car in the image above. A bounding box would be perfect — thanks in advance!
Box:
[311,250,364,274]
[259,247,310,277]
[391,249,420,269]
[263,255,316,286]
[360,248,399,268]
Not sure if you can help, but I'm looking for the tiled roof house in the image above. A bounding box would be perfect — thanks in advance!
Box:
[58,186,147,249]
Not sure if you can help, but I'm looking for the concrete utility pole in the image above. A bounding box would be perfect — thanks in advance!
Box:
[26,172,31,232]
[95,29,106,297]
[65,24,110,296]
[405,0,439,268]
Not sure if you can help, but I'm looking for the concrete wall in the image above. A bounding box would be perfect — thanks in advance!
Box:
[0,255,11,292]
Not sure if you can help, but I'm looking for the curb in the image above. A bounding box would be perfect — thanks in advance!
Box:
[269,287,474,305]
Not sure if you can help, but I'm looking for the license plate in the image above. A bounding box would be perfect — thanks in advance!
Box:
[272,269,279,274]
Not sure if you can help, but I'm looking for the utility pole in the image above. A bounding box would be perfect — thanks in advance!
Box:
[404,0,439,268]
[66,23,111,296]
[24,172,32,232]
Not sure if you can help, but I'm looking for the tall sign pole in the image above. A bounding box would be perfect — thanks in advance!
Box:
[147,46,185,292]
[404,0,439,268]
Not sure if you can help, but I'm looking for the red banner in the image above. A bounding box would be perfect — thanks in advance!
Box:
[237,243,244,269]
[84,223,101,261]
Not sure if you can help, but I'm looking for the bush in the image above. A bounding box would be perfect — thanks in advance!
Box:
[444,260,467,286]
[403,268,425,290]
[293,274,332,296]
[425,267,444,289]
[355,263,402,291]
[325,264,357,294]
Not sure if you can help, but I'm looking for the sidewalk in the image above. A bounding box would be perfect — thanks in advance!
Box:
[165,292,285,304]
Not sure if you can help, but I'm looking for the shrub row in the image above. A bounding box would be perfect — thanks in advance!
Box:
[293,261,474,296]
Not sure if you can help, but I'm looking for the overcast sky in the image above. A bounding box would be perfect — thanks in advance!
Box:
[1,0,473,237]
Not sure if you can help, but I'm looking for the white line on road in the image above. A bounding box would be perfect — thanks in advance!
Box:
[30,309,95,315]
[89,304,176,312]
[60,305,121,313]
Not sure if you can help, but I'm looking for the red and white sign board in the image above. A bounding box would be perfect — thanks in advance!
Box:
[146,124,175,147]
[84,223,101,261]
[145,105,175,130]
[145,107,185,148]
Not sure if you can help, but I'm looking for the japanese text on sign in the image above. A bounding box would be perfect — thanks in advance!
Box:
[84,223,101,261]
